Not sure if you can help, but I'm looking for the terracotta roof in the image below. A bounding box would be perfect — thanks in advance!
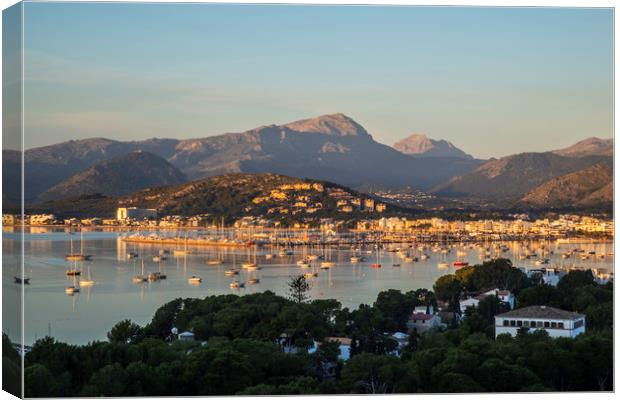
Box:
[496,305,584,320]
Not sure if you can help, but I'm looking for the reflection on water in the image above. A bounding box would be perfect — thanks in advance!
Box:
[3,228,614,345]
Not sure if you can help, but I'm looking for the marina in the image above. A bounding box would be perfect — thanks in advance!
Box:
[3,227,614,345]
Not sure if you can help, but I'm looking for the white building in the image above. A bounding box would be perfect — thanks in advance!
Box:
[116,207,157,221]
[406,305,443,334]
[460,289,515,314]
[308,337,352,361]
[495,305,586,338]
[523,268,564,287]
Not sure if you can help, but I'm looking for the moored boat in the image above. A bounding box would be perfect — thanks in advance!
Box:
[453,261,469,267]
[14,276,30,284]
[230,280,245,289]
[65,286,80,295]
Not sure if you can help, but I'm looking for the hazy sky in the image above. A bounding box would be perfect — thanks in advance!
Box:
[22,3,613,158]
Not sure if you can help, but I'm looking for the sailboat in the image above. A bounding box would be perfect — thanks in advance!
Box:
[174,233,192,256]
[66,260,81,276]
[66,231,92,261]
[391,252,400,267]
[65,273,80,295]
[320,261,335,269]
[132,260,147,283]
[79,263,95,287]
[371,235,382,268]
[149,256,167,281]
[186,253,202,284]
[225,251,240,276]
[320,245,335,268]
[242,246,258,269]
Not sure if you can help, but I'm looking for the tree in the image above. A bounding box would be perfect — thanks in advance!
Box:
[475,358,541,392]
[466,259,530,294]
[24,364,55,397]
[573,333,613,391]
[288,275,311,303]
[402,329,420,355]
[201,349,254,395]
[87,363,128,396]
[475,295,508,324]
[433,372,483,393]
[107,319,144,344]
[373,289,416,332]
[340,353,405,393]
[144,298,184,340]
[2,334,21,397]
[433,275,462,314]
[584,302,613,331]
[557,270,595,295]
[517,284,563,308]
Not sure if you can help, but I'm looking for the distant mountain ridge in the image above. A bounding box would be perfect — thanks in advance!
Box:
[5,113,483,202]
[553,137,613,157]
[393,133,472,159]
[2,114,612,213]
[518,163,612,209]
[431,152,611,201]
[38,151,186,202]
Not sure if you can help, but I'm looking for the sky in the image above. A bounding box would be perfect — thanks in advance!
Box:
[19,3,613,158]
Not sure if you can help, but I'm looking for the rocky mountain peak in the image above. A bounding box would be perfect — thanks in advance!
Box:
[282,113,371,138]
[553,137,613,157]
[393,133,472,159]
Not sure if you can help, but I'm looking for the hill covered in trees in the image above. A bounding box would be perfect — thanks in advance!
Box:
[26,173,406,222]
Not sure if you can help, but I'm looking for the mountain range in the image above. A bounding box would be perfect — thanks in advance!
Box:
[3,113,483,203]
[2,113,613,211]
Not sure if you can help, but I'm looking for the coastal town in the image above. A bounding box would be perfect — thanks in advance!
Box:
[5,209,613,241]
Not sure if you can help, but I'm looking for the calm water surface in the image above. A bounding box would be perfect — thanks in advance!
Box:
[3,228,614,345]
